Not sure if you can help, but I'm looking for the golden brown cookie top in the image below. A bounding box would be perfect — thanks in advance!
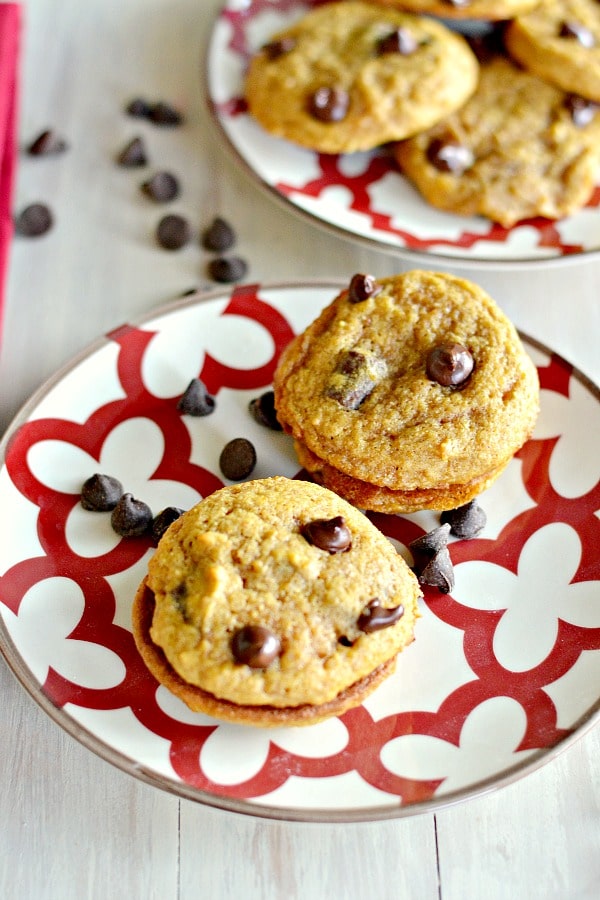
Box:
[505,0,600,101]
[273,271,540,492]
[368,0,542,21]
[395,56,600,227]
[147,477,421,708]
[244,1,479,153]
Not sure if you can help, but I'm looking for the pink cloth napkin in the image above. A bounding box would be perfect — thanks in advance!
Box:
[0,3,20,345]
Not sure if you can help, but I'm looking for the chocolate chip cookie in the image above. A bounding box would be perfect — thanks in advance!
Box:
[244,1,479,154]
[368,0,542,22]
[273,271,540,513]
[132,477,421,726]
[505,0,600,102]
[395,56,600,226]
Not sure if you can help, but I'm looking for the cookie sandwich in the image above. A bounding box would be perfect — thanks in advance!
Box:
[273,271,540,513]
[132,477,421,727]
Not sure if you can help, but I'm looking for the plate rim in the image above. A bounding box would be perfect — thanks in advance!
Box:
[202,0,600,271]
[1,279,600,823]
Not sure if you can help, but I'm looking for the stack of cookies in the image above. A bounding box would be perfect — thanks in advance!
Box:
[273,270,540,513]
[244,0,600,226]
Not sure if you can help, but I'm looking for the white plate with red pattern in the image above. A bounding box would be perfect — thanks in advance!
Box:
[1,281,599,821]
[205,0,600,266]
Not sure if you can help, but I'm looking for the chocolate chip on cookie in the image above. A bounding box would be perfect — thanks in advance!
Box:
[426,343,474,388]
[348,273,381,304]
[301,516,352,553]
[357,598,405,633]
[308,86,350,123]
[232,625,282,668]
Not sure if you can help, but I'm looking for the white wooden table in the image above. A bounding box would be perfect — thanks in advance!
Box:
[1,1,599,897]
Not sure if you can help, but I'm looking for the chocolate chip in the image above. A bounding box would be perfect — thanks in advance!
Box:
[559,20,595,47]
[409,523,451,556]
[565,94,599,127]
[207,256,248,283]
[126,97,152,118]
[301,516,352,554]
[307,86,349,123]
[426,343,474,388]
[201,216,236,251]
[80,474,123,511]
[14,203,53,237]
[26,129,68,156]
[409,525,454,593]
[177,378,216,416]
[110,493,153,537]
[151,506,185,543]
[408,523,450,556]
[426,138,474,175]
[248,391,283,430]
[263,36,296,60]
[142,171,180,202]
[417,546,455,593]
[231,625,281,668]
[376,28,418,56]
[116,136,147,167]
[441,500,487,539]
[327,348,388,410]
[219,438,256,480]
[348,273,381,303]
[358,598,405,633]
[149,101,184,126]
[156,214,191,250]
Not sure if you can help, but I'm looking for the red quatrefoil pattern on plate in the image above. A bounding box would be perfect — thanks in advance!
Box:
[1,283,600,814]
[209,0,600,263]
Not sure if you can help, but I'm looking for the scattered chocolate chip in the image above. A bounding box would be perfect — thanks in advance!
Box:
[177,378,216,416]
[219,437,257,480]
[207,255,248,283]
[376,28,418,56]
[358,598,405,633]
[307,86,349,123]
[201,216,236,251]
[26,129,68,156]
[142,171,180,203]
[263,36,296,60]
[248,390,283,430]
[565,94,599,127]
[156,213,191,250]
[232,624,281,668]
[559,20,595,47]
[426,138,474,175]
[426,343,474,388]
[409,525,454,593]
[116,136,147,167]
[441,500,487,539]
[149,101,184,126]
[301,516,352,554]
[417,546,455,593]
[348,273,381,304]
[151,506,185,543]
[80,473,123,511]
[110,493,153,537]
[327,348,388,410]
[14,203,53,237]
[409,524,451,556]
[126,97,152,118]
